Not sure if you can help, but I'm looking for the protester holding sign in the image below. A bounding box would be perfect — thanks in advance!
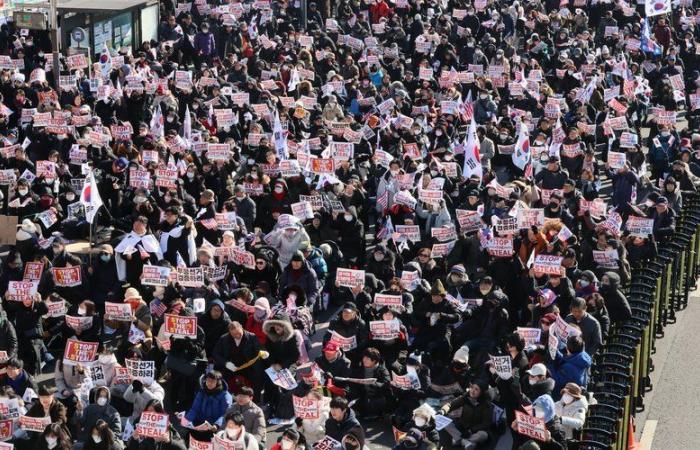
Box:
[78,387,121,444]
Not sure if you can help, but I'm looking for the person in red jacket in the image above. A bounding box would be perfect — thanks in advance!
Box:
[369,0,392,24]
[653,18,672,55]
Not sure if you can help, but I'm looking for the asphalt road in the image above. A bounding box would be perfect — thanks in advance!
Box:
[632,289,700,449]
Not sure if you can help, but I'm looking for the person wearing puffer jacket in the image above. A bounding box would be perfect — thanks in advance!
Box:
[15,218,40,263]
[554,383,588,440]
[79,386,121,443]
[123,376,165,423]
[184,371,232,438]
[279,252,320,310]
[513,394,567,450]
[546,335,592,394]
[266,223,312,268]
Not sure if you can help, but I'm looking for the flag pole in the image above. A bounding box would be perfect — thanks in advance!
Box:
[88,211,94,266]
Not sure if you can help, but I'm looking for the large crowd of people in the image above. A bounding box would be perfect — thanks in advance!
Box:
[0,0,695,449]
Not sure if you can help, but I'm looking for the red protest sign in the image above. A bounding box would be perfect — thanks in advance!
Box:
[23,261,43,281]
[63,339,98,366]
[52,266,82,287]
[533,255,563,276]
[164,314,197,338]
[292,395,321,419]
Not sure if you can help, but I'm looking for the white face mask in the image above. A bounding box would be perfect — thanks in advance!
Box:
[414,417,427,427]
[344,214,353,221]
[92,435,102,443]
[45,437,57,449]
[534,408,545,419]
[78,306,86,315]
[226,427,240,439]
[66,193,75,201]
[18,188,28,196]
[281,439,294,450]
[187,172,195,179]
[97,396,108,406]
[274,186,284,193]
[562,393,574,404]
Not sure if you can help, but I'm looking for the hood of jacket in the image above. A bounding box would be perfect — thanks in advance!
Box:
[262,315,295,342]
[565,351,592,369]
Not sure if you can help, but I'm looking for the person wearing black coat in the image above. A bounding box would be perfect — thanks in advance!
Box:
[324,302,369,365]
[87,244,120,310]
[0,307,17,361]
[6,295,48,376]
[126,399,186,450]
[158,207,195,267]
[325,396,365,443]
[212,322,263,397]
[389,353,431,427]
[165,307,206,412]
[261,313,302,419]
[411,280,460,368]
[348,347,391,420]
[1,358,37,398]
[198,299,231,357]
[315,341,352,396]
[599,272,632,325]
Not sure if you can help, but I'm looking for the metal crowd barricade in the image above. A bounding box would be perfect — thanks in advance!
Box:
[575,192,700,450]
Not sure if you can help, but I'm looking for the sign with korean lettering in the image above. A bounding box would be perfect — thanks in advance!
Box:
[517,208,545,229]
[126,359,155,384]
[104,302,133,321]
[516,327,542,346]
[63,339,98,366]
[142,266,171,286]
[176,267,204,287]
[626,216,654,237]
[369,320,401,340]
[164,314,198,338]
[592,250,619,269]
[373,294,402,308]
[19,415,50,432]
[336,268,365,288]
[491,355,512,379]
[329,331,357,351]
[456,210,482,233]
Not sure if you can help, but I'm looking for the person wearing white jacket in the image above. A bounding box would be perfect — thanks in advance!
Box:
[300,389,330,445]
[123,378,165,423]
[554,382,589,439]
[213,411,259,450]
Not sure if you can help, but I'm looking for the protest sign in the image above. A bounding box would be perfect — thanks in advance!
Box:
[137,412,169,439]
[19,415,50,432]
[176,267,204,287]
[626,216,654,237]
[395,225,421,242]
[45,299,66,318]
[516,327,542,346]
[456,209,483,233]
[491,355,512,379]
[66,315,93,332]
[126,359,155,384]
[6,281,37,302]
[400,271,420,290]
[63,339,98,366]
[104,302,133,321]
[314,436,341,450]
[592,250,619,269]
[391,371,421,390]
[533,255,563,276]
[608,151,626,170]
[52,266,82,287]
[0,398,20,420]
[369,320,401,340]
[434,415,453,431]
[292,395,321,419]
[164,314,198,338]
[265,367,298,390]
[329,331,357,351]
[515,411,547,441]
[487,237,514,257]
[373,294,403,308]
[336,268,365,288]
[517,208,545,229]
[142,266,172,286]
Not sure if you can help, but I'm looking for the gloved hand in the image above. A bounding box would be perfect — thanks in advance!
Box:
[440,405,450,415]
[225,362,237,372]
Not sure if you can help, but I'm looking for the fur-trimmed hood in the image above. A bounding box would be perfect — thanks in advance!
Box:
[262,314,295,342]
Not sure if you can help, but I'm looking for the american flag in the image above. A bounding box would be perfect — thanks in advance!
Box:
[376,216,394,241]
[459,91,474,122]
[377,190,389,212]
[150,299,167,318]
